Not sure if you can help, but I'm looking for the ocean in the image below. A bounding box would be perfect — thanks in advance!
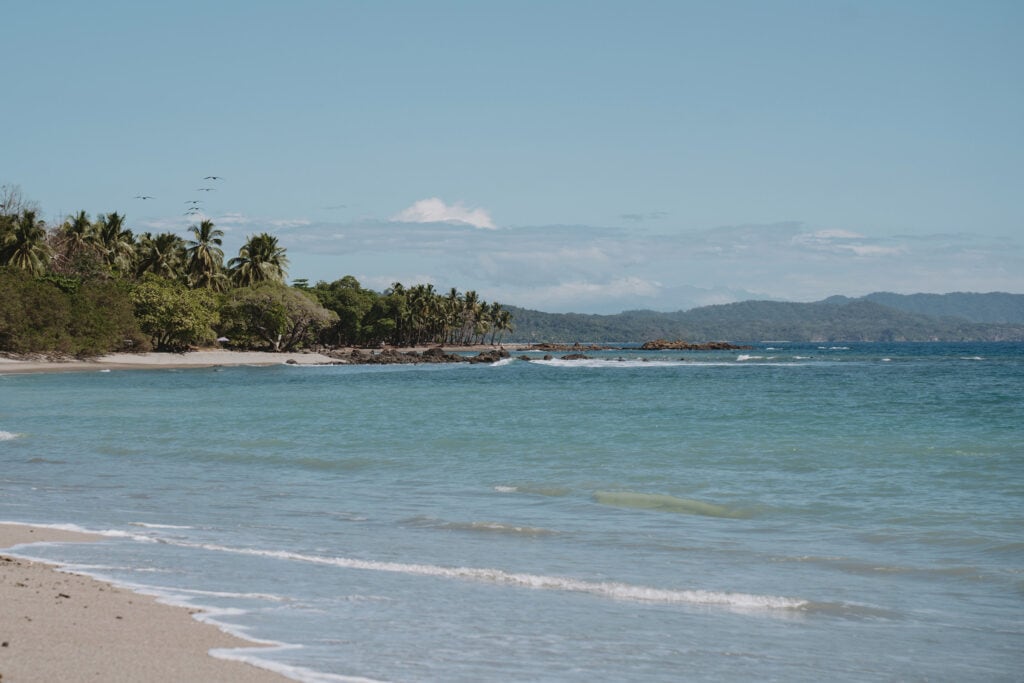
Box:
[2,343,1022,682]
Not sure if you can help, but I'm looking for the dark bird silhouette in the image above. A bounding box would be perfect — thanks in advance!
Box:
[185,200,202,205]
[196,188,216,191]
[203,176,224,180]
[135,195,154,199]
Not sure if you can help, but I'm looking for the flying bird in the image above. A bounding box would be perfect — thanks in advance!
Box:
[135,195,154,200]
[203,176,224,180]
[185,200,202,204]
[195,187,216,191]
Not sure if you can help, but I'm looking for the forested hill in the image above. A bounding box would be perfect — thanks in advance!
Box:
[504,293,1024,343]
[860,292,1024,324]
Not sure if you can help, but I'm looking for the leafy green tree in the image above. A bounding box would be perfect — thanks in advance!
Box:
[0,210,51,276]
[130,275,219,351]
[227,233,288,286]
[310,276,378,346]
[0,268,72,353]
[219,282,337,351]
[185,220,226,290]
[68,279,147,355]
[362,286,409,346]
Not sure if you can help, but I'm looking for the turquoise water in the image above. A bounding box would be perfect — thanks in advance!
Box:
[2,343,1022,682]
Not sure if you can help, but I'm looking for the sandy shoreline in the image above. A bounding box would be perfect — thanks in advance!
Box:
[0,346,528,375]
[0,523,290,682]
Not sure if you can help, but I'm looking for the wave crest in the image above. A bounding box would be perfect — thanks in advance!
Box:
[169,540,805,613]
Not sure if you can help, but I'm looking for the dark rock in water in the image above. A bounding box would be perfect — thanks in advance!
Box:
[543,354,553,360]
[518,355,532,361]
[639,339,752,351]
[560,353,591,360]
[528,342,611,352]
[468,349,510,364]
[285,359,298,364]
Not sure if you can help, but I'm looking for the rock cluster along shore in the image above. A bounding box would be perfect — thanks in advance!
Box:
[317,347,512,365]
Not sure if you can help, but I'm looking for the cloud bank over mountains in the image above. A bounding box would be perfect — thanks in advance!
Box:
[271,212,1024,314]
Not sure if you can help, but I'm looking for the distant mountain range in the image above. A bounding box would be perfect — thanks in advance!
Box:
[504,292,1024,343]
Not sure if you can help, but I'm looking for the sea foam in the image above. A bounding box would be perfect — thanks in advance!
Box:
[0,430,21,441]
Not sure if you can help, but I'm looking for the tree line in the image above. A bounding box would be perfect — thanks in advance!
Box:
[0,185,512,356]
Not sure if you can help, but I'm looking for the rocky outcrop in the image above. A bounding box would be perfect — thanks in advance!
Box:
[527,342,611,352]
[326,347,510,365]
[638,339,752,351]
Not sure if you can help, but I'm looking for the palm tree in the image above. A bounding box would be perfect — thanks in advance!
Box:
[487,302,504,344]
[184,220,226,290]
[460,290,481,345]
[57,211,98,256]
[49,210,103,276]
[496,308,514,345]
[135,232,185,279]
[407,283,436,346]
[0,210,51,275]
[95,212,136,272]
[227,232,289,287]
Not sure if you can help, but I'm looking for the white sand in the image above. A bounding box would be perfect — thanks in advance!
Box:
[0,523,289,682]
[0,350,340,374]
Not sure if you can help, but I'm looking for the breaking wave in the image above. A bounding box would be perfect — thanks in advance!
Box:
[166,539,806,613]
[493,484,571,497]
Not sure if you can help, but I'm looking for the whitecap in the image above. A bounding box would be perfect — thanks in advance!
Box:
[493,484,570,497]
[534,358,685,369]
[0,430,21,441]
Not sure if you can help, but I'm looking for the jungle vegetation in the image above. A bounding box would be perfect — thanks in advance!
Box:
[0,186,512,356]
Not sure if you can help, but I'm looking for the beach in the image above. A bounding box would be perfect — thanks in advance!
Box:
[0,350,339,375]
[0,523,289,682]
[0,346,527,375]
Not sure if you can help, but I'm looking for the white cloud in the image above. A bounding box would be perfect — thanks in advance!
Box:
[393,197,496,229]
[498,277,663,313]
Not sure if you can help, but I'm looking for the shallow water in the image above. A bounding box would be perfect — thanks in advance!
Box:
[2,343,1022,681]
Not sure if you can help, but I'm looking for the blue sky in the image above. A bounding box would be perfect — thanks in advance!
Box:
[4,1,1022,313]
